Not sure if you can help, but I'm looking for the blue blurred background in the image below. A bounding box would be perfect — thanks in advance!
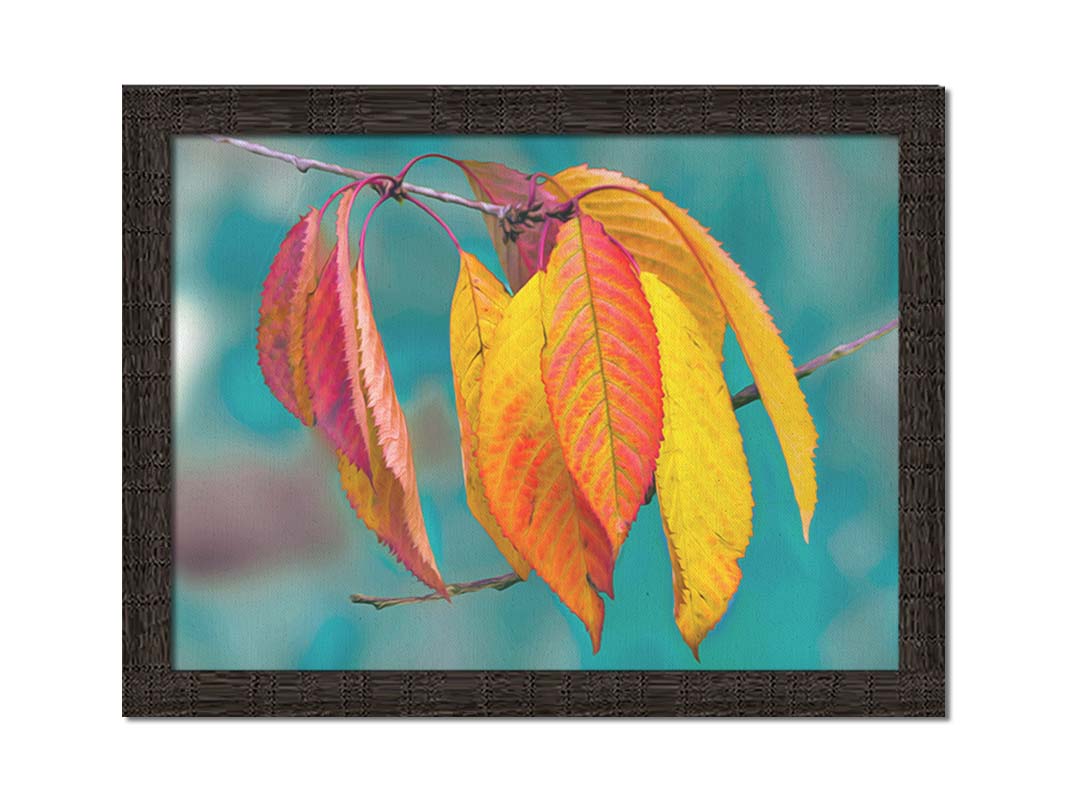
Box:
[173,134,898,670]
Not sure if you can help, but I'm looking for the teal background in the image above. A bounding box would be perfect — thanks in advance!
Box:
[172,135,898,670]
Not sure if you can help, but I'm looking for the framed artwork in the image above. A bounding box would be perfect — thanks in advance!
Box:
[123,86,944,716]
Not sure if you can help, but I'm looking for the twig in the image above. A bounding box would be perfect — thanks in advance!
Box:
[351,318,899,610]
[351,572,523,610]
[211,136,510,218]
[730,318,899,409]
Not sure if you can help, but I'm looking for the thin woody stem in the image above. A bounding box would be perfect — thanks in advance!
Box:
[351,572,524,610]
[730,318,899,410]
[211,136,510,218]
[351,317,899,610]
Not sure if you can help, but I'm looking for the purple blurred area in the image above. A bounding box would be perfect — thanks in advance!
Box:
[175,453,345,577]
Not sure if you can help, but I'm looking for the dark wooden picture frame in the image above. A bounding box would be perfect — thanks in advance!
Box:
[122,86,945,717]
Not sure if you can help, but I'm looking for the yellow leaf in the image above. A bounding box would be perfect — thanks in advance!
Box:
[449,251,531,578]
[642,273,754,658]
[552,166,818,540]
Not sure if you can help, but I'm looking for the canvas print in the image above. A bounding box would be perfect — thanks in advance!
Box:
[173,134,898,669]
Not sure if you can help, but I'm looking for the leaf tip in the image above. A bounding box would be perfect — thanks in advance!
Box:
[590,571,615,600]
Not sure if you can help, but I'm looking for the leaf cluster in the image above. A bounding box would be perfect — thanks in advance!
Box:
[257,157,818,658]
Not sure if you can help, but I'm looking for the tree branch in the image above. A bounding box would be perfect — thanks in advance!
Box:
[351,572,523,610]
[211,136,511,218]
[351,318,899,610]
[729,317,899,410]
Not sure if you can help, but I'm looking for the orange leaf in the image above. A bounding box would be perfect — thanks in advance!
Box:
[477,272,613,649]
[308,189,446,595]
[540,216,663,552]
[257,209,322,426]
[461,160,561,292]
[642,273,753,658]
[552,166,818,540]
[449,252,531,579]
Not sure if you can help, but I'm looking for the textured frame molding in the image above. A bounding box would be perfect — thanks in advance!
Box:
[122,86,945,717]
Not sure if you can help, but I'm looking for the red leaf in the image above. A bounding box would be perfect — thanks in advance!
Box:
[461,160,561,292]
[257,210,321,426]
[540,216,663,552]
[303,194,373,476]
[306,188,446,595]
[335,252,448,596]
